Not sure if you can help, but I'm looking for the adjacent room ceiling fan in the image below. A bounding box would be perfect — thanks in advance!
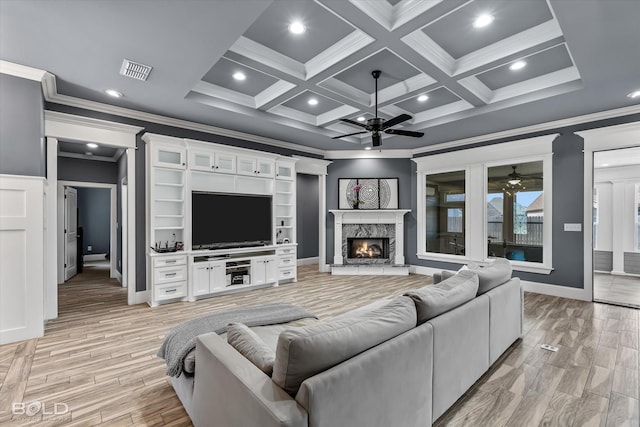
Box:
[331,70,424,147]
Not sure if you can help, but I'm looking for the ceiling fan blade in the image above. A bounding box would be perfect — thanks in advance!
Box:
[384,128,424,138]
[340,118,368,128]
[381,113,412,129]
[331,131,369,139]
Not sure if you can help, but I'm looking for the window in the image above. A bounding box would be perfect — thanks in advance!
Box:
[414,134,554,274]
[425,170,465,256]
[487,161,543,263]
[636,184,640,251]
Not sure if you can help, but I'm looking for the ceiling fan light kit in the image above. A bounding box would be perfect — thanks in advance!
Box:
[332,70,424,147]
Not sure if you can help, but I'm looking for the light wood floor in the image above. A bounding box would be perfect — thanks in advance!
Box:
[0,266,638,426]
[594,273,640,309]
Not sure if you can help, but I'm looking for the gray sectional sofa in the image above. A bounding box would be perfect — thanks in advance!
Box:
[169,259,523,427]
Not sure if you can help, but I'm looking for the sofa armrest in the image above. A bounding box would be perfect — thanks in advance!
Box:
[191,332,308,427]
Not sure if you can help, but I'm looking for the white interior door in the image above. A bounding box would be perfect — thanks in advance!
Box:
[64,186,78,281]
[121,182,128,288]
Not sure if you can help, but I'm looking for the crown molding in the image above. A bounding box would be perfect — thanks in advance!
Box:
[0,60,48,81]
[412,104,640,156]
[324,149,413,159]
[45,110,144,134]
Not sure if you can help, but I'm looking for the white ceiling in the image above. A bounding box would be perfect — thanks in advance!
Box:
[594,147,640,169]
[1,0,639,153]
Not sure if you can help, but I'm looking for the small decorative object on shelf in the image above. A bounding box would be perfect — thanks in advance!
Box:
[350,184,362,209]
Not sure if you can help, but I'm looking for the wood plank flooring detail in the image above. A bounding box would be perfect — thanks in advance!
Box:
[0,265,638,426]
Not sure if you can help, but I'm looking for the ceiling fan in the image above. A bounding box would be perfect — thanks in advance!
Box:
[331,70,424,147]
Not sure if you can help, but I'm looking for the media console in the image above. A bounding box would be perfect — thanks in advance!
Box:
[143,133,297,307]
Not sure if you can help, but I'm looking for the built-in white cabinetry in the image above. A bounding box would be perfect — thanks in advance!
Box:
[144,133,298,306]
[251,256,278,285]
[237,155,275,178]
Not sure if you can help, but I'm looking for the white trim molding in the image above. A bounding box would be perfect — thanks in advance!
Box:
[577,121,640,303]
[0,60,48,81]
[297,257,319,266]
[324,149,414,159]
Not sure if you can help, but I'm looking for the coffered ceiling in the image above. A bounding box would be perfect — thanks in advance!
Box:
[1,0,639,153]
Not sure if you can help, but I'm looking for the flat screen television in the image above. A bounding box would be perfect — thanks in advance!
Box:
[192,192,273,250]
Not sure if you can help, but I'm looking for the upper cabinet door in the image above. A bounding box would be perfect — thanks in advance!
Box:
[153,145,187,169]
[214,152,236,174]
[256,159,275,178]
[237,156,257,176]
[189,150,214,172]
[275,162,295,180]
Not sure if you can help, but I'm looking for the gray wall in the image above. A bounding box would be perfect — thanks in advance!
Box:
[116,154,127,273]
[0,74,45,176]
[296,173,319,259]
[625,252,640,275]
[326,158,413,264]
[76,187,110,255]
[58,157,117,184]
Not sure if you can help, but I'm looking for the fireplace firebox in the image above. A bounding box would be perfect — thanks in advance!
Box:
[347,238,390,260]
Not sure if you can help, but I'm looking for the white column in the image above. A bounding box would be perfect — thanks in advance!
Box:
[333,211,343,265]
[45,137,58,320]
[318,174,329,272]
[611,182,625,275]
[395,212,405,265]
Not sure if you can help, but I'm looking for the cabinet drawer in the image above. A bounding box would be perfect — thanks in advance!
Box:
[279,267,296,281]
[277,247,296,256]
[153,255,186,268]
[278,255,295,268]
[154,281,187,301]
[154,265,187,284]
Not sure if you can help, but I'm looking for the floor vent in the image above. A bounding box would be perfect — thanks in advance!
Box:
[119,59,152,81]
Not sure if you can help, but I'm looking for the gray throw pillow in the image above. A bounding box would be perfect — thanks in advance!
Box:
[468,258,512,295]
[227,322,276,376]
[404,270,479,324]
[272,296,417,396]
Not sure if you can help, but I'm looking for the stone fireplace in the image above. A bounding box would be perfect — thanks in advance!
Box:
[329,209,410,275]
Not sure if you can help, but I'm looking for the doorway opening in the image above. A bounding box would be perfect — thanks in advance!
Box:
[592,147,640,308]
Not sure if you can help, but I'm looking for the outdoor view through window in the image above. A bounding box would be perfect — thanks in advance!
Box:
[487,161,544,263]
[425,170,466,255]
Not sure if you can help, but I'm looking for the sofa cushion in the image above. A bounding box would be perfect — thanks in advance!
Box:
[468,258,512,295]
[227,323,276,376]
[404,270,479,324]
[272,296,417,396]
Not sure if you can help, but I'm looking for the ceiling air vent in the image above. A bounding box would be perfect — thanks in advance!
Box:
[119,59,152,81]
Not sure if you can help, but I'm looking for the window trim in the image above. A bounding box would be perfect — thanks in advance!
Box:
[414,134,557,274]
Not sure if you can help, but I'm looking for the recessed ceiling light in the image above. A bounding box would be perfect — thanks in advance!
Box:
[473,14,494,28]
[627,90,640,99]
[232,72,246,81]
[288,21,306,34]
[509,60,527,71]
[357,116,366,122]
[308,98,318,106]
[105,89,123,98]
[417,94,429,102]
[364,146,372,150]
[86,143,98,149]
[85,152,93,156]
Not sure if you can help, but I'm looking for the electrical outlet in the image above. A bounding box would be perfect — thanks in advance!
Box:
[87,245,92,251]
[541,344,559,352]
[563,223,582,232]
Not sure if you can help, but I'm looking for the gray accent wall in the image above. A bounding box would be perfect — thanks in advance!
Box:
[594,251,613,272]
[296,173,319,259]
[326,158,413,264]
[76,188,111,255]
[58,157,117,184]
[625,252,640,275]
[0,74,45,176]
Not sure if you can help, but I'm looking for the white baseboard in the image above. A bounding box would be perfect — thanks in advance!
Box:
[594,270,611,274]
[409,265,445,276]
[320,264,331,273]
[84,253,107,262]
[520,280,590,301]
[133,290,150,305]
[297,257,319,266]
[115,270,122,285]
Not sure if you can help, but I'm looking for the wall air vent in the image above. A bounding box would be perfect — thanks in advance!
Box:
[119,59,152,81]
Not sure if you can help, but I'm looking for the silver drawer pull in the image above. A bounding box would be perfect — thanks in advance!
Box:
[165,260,177,264]
[283,271,291,276]
[165,272,177,277]
[165,288,177,293]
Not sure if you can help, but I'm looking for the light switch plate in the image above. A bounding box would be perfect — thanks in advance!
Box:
[564,223,582,232]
